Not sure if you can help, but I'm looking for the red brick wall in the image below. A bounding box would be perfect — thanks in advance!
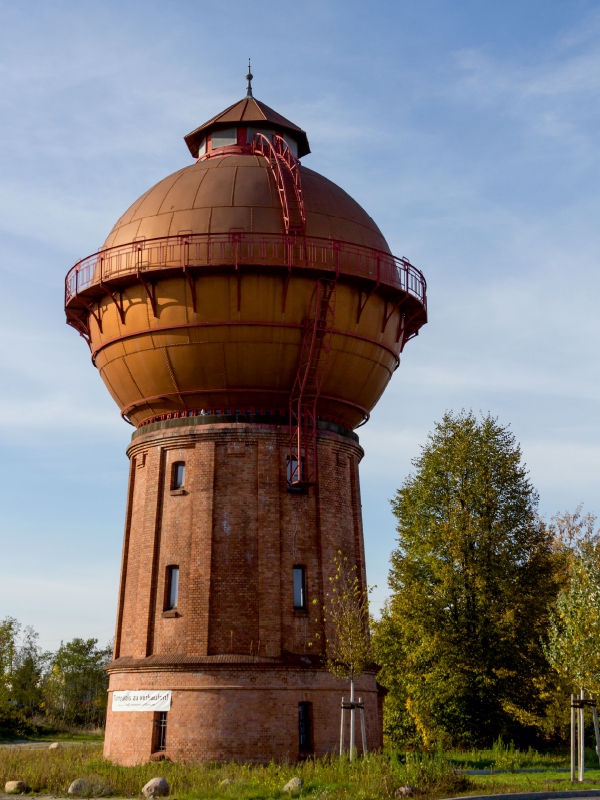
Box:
[106,419,379,763]
[104,667,381,765]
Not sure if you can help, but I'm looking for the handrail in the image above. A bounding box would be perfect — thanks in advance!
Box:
[251,133,306,233]
[65,232,427,311]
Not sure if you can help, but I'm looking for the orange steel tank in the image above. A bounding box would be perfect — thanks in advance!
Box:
[65,97,427,431]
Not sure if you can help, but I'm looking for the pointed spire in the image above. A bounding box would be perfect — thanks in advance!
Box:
[245,59,253,98]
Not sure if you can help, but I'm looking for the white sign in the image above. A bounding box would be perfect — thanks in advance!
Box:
[112,690,172,712]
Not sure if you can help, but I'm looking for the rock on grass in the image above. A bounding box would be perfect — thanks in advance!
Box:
[142,778,169,798]
[5,781,29,794]
[283,777,303,792]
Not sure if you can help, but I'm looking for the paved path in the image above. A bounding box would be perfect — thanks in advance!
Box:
[0,741,101,749]
[442,791,600,800]
[464,769,572,775]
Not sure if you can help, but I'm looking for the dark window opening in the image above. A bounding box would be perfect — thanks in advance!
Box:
[165,566,179,611]
[154,711,168,752]
[286,455,307,493]
[298,702,313,753]
[172,461,185,490]
[293,566,307,610]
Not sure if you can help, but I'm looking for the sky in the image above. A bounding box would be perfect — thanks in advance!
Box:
[1,0,600,648]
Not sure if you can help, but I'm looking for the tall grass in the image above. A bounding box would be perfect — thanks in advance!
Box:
[446,738,568,771]
[0,745,470,799]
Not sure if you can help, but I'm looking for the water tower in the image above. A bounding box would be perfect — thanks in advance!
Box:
[64,71,427,764]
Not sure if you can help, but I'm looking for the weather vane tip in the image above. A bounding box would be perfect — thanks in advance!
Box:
[245,58,253,98]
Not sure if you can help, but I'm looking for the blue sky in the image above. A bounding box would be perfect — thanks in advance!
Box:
[2,0,600,647]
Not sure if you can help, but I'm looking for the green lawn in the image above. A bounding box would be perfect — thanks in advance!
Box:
[2,740,600,799]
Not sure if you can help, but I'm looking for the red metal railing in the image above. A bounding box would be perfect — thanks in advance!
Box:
[64,232,427,308]
[251,134,305,234]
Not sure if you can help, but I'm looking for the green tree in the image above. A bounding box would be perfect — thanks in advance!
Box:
[313,553,371,757]
[11,626,51,720]
[544,538,600,693]
[373,410,559,747]
[44,638,112,728]
[0,617,20,731]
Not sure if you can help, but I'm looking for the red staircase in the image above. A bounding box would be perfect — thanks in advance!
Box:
[288,279,337,486]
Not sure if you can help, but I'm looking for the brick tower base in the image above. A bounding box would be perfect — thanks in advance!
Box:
[104,416,381,764]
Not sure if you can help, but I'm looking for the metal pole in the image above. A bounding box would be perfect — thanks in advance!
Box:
[579,688,585,782]
[349,678,355,761]
[359,697,367,755]
[592,697,600,766]
[339,699,345,758]
[571,694,577,782]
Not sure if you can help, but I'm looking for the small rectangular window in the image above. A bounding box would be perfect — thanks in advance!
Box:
[293,566,306,610]
[154,711,168,752]
[165,566,179,610]
[172,462,185,489]
[298,702,312,753]
[212,127,237,148]
[197,137,206,157]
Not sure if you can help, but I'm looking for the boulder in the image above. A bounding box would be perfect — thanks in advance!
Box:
[5,781,29,794]
[283,777,303,792]
[395,788,419,798]
[48,742,62,750]
[67,777,111,797]
[142,778,169,798]
[68,779,91,796]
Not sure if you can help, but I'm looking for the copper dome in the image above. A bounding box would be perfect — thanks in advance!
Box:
[103,156,390,252]
[65,98,426,431]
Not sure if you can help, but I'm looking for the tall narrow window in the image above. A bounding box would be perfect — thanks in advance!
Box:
[293,566,306,610]
[172,461,185,490]
[286,455,306,493]
[154,711,168,752]
[298,702,313,753]
[165,566,179,611]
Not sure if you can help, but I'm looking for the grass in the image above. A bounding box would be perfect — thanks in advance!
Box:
[468,769,600,794]
[4,740,600,799]
[0,724,105,745]
[446,739,569,771]
[0,745,470,799]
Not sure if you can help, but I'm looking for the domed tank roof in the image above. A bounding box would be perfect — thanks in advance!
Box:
[103,155,390,253]
[65,89,427,433]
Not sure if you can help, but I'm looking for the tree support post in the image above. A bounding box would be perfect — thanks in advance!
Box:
[592,696,600,766]
[340,697,366,758]
[571,694,577,782]
[349,677,355,760]
[358,696,367,755]
[580,688,585,782]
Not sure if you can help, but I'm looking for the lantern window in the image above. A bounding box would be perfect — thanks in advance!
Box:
[211,128,237,149]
